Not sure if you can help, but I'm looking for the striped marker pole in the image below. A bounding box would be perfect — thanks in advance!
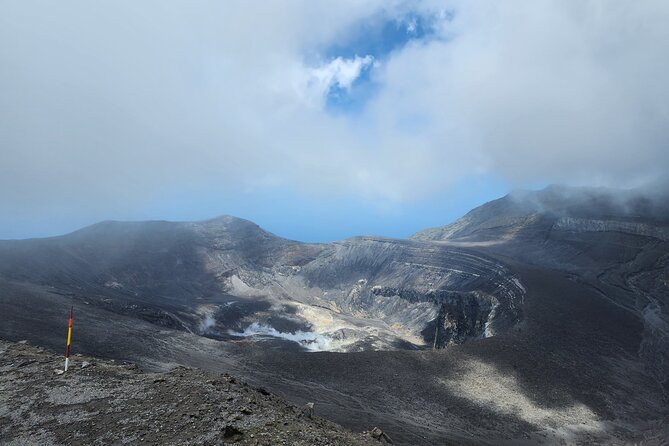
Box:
[64,305,73,372]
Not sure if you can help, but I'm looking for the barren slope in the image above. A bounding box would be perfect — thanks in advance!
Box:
[0,339,380,446]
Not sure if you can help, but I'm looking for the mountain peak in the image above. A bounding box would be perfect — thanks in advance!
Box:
[412,185,669,243]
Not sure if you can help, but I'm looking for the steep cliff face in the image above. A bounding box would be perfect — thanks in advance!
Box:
[287,238,525,349]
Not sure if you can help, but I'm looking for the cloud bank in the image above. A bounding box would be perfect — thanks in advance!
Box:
[1,1,668,225]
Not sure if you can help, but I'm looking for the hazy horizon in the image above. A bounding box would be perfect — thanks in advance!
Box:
[2,1,668,241]
[0,177,507,242]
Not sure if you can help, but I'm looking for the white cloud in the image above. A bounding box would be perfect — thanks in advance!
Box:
[296,55,374,108]
[0,1,668,226]
[372,1,669,189]
[406,17,417,34]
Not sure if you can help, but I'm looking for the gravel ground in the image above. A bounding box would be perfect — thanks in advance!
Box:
[0,340,382,446]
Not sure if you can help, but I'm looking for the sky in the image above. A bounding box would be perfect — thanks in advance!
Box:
[1,1,668,242]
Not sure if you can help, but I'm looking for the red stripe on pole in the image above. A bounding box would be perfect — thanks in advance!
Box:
[64,305,74,372]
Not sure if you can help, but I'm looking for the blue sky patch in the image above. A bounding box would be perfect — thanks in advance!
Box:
[324,12,441,61]
[320,10,449,113]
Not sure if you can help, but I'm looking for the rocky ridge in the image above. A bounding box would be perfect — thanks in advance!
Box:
[0,217,526,353]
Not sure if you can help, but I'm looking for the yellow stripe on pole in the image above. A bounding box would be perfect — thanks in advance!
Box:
[64,305,73,372]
